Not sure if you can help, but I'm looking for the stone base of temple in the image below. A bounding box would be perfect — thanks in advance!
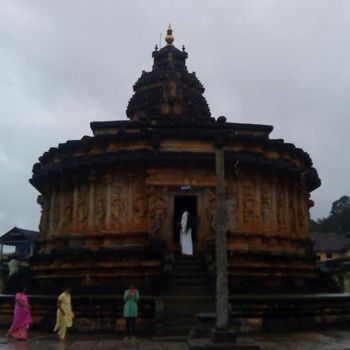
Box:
[187,338,261,350]
[1,293,350,335]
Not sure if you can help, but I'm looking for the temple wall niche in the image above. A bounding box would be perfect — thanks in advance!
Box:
[260,179,273,234]
[110,177,125,232]
[147,186,168,238]
[59,189,73,233]
[75,183,88,233]
[204,188,216,240]
[94,178,106,231]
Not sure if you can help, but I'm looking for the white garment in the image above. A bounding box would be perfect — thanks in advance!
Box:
[180,211,193,255]
[8,258,20,276]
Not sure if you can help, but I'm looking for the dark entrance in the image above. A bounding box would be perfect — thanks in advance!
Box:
[173,196,197,247]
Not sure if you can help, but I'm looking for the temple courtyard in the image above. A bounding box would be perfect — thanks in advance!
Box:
[1,330,350,350]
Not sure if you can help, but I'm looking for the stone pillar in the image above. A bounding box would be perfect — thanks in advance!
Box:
[215,147,229,330]
[88,174,96,231]
[105,174,113,230]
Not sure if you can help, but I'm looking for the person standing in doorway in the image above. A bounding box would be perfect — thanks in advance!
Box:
[180,208,193,255]
[123,284,140,342]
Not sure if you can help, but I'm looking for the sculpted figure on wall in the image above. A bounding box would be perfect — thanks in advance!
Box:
[225,198,236,232]
[111,182,125,231]
[242,181,256,225]
[261,199,271,225]
[298,199,308,235]
[77,186,88,232]
[133,179,147,225]
[276,185,286,228]
[61,192,73,232]
[288,187,296,234]
[204,189,216,235]
[261,182,272,226]
[148,187,167,235]
[95,183,106,230]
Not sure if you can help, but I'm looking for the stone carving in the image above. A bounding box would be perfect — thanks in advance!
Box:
[111,182,125,230]
[77,186,88,231]
[261,182,272,225]
[204,189,216,234]
[95,183,106,229]
[276,186,286,227]
[133,180,147,225]
[261,199,271,225]
[243,199,255,224]
[61,192,73,232]
[242,181,256,225]
[50,191,60,233]
[225,198,236,232]
[288,188,296,234]
[148,187,167,235]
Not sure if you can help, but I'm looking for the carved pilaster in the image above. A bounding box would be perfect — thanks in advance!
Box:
[271,177,278,234]
[289,181,297,237]
[111,180,124,231]
[133,178,147,228]
[105,174,113,230]
[261,178,273,235]
[276,179,286,234]
[148,186,167,236]
[284,179,290,235]
[204,188,216,237]
[58,185,65,233]
[95,179,106,230]
[255,175,262,228]
[242,178,256,232]
[72,182,79,230]
[49,187,57,236]
[88,174,96,231]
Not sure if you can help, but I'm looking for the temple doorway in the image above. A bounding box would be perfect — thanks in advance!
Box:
[173,195,197,249]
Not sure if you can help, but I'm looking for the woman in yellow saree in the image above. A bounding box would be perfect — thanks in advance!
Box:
[54,287,74,340]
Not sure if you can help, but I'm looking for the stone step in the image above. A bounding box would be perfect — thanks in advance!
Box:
[175,279,206,286]
[175,262,203,268]
[174,273,205,279]
[175,265,204,272]
[163,317,196,327]
[165,287,213,297]
[155,325,192,336]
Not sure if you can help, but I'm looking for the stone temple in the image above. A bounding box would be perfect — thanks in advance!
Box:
[30,26,321,297]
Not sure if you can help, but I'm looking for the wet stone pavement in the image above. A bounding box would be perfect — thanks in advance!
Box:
[1,330,350,350]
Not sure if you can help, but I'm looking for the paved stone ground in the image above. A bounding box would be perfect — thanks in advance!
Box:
[1,330,350,350]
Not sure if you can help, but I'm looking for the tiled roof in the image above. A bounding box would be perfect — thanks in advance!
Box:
[311,232,350,252]
[0,226,38,244]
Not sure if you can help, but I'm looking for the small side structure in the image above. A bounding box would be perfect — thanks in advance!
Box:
[312,232,350,292]
[0,226,38,292]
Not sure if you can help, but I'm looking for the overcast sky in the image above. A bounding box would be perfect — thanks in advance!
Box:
[0,0,349,234]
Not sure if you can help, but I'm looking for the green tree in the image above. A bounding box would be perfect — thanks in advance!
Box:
[310,195,350,232]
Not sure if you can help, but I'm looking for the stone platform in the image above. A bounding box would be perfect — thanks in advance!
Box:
[2,330,350,350]
[1,293,350,335]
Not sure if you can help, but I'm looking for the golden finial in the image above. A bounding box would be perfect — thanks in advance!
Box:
[165,23,174,45]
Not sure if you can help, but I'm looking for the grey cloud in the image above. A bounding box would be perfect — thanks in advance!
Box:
[0,0,349,234]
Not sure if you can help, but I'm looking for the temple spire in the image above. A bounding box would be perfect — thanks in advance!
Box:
[165,23,174,45]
